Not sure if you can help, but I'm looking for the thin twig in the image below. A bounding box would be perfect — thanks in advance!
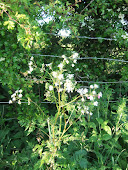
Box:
[80,0,95,14]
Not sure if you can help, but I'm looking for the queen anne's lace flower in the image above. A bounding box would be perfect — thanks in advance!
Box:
[18,94,22,98]
[90,85,94,89]
[9,100,12,104]
[92,91,96,95]
[94,84,99,89]
[98,92,102,99]
[52,71,58,78]
[67,74,74,79]
[72,53,78,59]
[49,85,53,91]
[58,63,63,70]
[64,79,74,93]
[94,101,98,106]
[18,100,21,104]
[89,96,94,101]
[58,74,64,80]
[77,88,88,95]
[9,89,23,104]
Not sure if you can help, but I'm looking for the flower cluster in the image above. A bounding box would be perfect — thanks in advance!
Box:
[28,56,34,74]
[77,84,102,103]
[9,89,23,104]
[77,105,93,116]
[71,52,79,67]
[76,84,102,116]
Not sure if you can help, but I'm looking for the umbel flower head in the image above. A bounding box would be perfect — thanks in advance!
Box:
[9,89,23,105]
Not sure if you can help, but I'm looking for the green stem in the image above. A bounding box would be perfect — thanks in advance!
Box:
[61,95,81,107]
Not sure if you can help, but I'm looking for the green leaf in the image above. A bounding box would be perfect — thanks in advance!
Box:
[88,122,96,129]
[79,158,87,168]
[102,134,111,141]
[3,21,15,30]
[96,118,104,124]
[103,125,112,135]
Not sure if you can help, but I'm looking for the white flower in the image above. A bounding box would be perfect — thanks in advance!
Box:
[72,64,75,67]
[11,93,16,98]
[73,59,77,63]
[58,63,63,70]
[98,92,102,99]
[52,71,57,78]
[83,88,88,94]
[81,110,84,114]
[94,101,98,106]
[12,97,16,101]
[65,60,69,64]
[55,82,59,86]
[28,97,31,105]
[58,88,63,92]
[58,74,64,80]
[72,53,78,59]
[29,61,33,66]
[18,100,21,104]
[77,106,81,110]
[46,63,52,69]
[64,79,74,93]
[76,68,79,71]
[77,88,84,95]
[18,94,22,98]
[77,88,88,95]
[92,91,96,95]
[45,91,50,98]
[94,84,99,89]
[86,111,89,114]
[89,96,94,101]
[90,85,94,89]
[84,106,89,110]
[52,71,58,78]
[62,55,66,59]
[9,100,12,104]
[81,97,84,102]
[29,66,33,72]
[89,112,93,116]
[19,89,23,93]
[67,74,74,79]
[49,85,53,91]
[60,81,63,85]
[30,56,34,60]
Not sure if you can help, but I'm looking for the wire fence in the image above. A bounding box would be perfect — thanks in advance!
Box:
[1,48,128,104]
[0,100,120,104]
[0,80,127,104]
[29,54,128,63]
[44,33,117,41]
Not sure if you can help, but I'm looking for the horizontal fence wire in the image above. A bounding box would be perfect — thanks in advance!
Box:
[1,50,127,104]
[29,54,128,63]
[44,33,117,41]
[25,78,128,84]
[76,81,128,83]
[0,101,119,104]
[0,81,128,104]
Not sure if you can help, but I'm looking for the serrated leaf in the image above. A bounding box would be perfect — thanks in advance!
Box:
[79,158,87,168]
